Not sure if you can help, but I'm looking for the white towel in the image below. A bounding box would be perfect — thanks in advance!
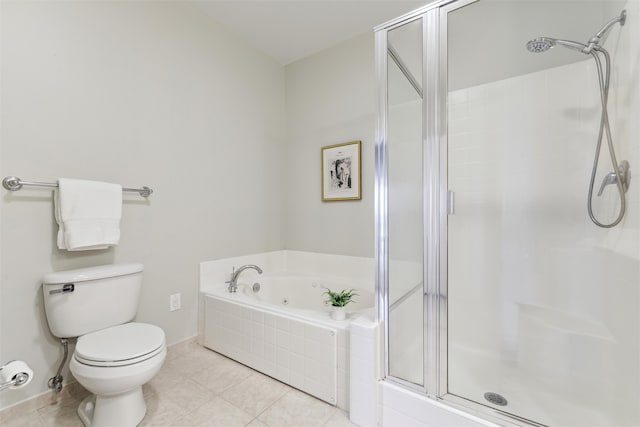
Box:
[54,178,122,251]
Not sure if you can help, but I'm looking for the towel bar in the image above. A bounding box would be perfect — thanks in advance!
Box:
[2,176,153,197]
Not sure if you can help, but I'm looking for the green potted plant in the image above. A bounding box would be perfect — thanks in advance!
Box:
[324,288,357,320]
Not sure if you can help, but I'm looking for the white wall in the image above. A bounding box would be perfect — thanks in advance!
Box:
[0,0,286,410]
[284,33,375,258]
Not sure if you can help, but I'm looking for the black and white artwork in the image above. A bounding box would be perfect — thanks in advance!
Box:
[322,141,361,201]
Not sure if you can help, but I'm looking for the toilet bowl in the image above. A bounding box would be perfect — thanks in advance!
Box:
[70,323,166,427]
[42,263,166,427]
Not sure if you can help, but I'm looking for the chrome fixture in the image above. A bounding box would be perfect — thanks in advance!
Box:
[0,372,30,392]
[527,9,629,228]
[48,283,75,295]
[484,392,508,407]
[226,264,263,292]
[2,176,153,197]
[526,37,589,53]
[526,10,626,55]
[48,338,69,393]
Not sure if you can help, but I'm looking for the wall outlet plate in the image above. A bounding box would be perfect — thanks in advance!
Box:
[169,293,181,311]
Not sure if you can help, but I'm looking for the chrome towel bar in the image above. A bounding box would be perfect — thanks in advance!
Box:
[2,176,153,197]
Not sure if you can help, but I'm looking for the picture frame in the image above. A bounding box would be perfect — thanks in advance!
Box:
[321,140,361,201]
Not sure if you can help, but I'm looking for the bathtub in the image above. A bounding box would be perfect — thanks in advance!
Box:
[201,273,374,409]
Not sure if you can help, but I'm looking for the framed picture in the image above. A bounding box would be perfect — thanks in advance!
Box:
[321,140,361,201]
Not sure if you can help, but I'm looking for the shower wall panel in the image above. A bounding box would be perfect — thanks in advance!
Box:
[448,51,640,425]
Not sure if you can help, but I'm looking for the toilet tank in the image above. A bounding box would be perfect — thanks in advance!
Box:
[42,263,144,338]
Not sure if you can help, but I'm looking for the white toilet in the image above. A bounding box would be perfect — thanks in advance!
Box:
[42,263,166,427]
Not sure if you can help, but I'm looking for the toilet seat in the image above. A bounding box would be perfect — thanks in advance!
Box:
[75,322,165,367]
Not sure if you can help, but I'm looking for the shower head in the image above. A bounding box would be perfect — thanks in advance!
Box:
[528,10,627,55]
[526,37,554,53]
[526,37,589,54]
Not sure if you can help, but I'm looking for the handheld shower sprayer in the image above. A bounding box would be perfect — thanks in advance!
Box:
[526,10,629,228]
[526,37,588,54]
[526,10,626,55]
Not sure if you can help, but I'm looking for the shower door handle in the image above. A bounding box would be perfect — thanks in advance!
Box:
[447,191,455,215]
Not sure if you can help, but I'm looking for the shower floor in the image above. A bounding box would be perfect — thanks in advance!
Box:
[448,344,619,427]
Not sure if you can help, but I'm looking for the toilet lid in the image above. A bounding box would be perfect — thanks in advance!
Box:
[75,323,165,367]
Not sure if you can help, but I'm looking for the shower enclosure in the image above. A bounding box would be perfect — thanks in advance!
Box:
[375,0,639,425]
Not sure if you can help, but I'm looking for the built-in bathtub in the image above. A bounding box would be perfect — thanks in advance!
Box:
[199,251,375,410]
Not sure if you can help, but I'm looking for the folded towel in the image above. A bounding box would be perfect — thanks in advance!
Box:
[54,178,122,251]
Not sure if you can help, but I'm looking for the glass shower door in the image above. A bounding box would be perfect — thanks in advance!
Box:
[386,17,424,386]
[445,1,640,425]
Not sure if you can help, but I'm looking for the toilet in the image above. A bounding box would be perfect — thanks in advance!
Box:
[42,263,166,427]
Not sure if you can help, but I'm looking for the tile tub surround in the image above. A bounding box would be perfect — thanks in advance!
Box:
[200,250,376,411]
[0,339,357,427]
[204,296,340,406]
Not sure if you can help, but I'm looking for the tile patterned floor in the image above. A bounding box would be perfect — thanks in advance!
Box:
[3,341,358,427]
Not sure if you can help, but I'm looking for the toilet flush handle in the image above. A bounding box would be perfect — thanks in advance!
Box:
[49,283,75,295]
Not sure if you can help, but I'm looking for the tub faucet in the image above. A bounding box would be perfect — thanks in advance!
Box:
[226,264,263,293]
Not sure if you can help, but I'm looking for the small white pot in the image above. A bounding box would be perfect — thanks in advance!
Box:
[331,306,346,321]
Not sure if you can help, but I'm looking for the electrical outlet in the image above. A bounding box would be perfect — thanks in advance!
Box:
[169,293,181,311]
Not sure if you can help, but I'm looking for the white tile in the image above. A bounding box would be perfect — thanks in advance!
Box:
[265,325,276,344]
[276,317,290,331]
[290,332,304,353]
[264,313,276,327]
[290,321,305,337]
[305,358,333,384]
[276,329,290,349]
[290,352,305,375]
[251,322,264,341]
[264,342,276,362]
[250,338,265,359]
[276,346,290,368]
[251,310,264,323]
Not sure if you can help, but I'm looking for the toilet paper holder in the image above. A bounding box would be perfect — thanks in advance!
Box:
[0,372,29,391]
[0,360,33,392]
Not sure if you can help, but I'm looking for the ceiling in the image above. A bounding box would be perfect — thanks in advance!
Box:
[193,0,428,65]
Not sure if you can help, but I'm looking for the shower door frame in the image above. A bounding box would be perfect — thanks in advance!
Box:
[375,1,545,425]
[375,0,455,395]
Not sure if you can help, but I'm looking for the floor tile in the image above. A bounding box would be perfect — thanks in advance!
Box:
[165,346,228,378]
[1,342,355,427]
[191,356,254,394]
[257,389,337,427]
[245,418,269,427]
[221,372,290,416]
[152,378,216,414]
[37,402,83,427]
[139,391,187,426]
[323,409,359,427]
[1,411,44,427]
[143,364,184,397]
[176,395,253,427]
